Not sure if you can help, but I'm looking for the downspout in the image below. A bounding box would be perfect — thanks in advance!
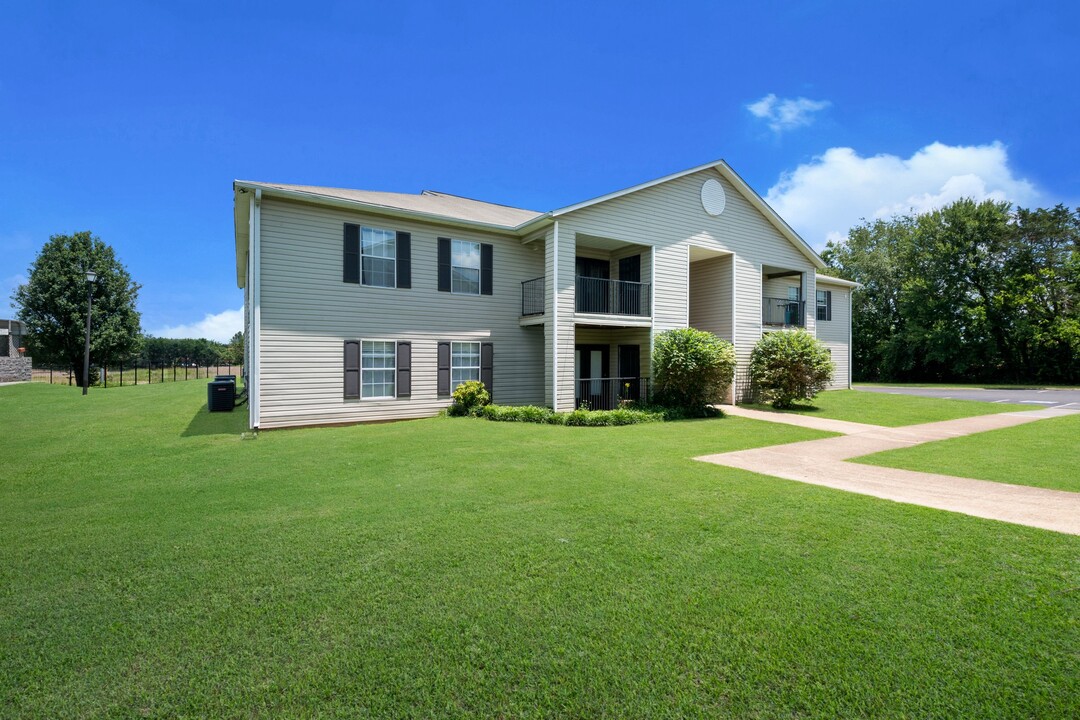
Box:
[250,189,262,428]
[551,221,559,412]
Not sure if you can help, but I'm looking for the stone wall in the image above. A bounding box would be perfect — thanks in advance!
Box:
[0,355,32,383]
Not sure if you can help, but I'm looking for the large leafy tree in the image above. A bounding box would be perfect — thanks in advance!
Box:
[825,200,1080,383]
[12,231,141,386]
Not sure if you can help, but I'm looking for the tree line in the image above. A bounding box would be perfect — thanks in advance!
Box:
[823,199,1080,384]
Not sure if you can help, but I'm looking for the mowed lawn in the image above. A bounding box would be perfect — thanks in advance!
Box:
[2,383,1077,718]
[744,388,1027,426]
[857,411,1080,493]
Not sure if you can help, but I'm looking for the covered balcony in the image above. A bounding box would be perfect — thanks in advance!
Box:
[761,265,807,328]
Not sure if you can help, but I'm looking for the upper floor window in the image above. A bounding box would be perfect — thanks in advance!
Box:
[452,239,481,295]
[816,289,832,321]
[438,237,493,295]
[343,223,411,288]
[362,228,396,288]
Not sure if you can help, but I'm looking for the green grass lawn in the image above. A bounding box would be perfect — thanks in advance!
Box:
[856,411,1080,493]
[2,382,1077,718]
[744,389,1027,427]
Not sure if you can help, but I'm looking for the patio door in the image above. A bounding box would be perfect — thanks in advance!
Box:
[575,344,609,408]
[617,254,641,314]
[576,257,610,313]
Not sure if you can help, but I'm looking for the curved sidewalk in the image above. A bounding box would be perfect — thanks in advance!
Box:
[696,406,1080,535]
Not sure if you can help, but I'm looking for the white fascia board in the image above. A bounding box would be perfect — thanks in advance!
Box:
[815,274,861,288]
[233,185,251,289]
[232,181,547,237]
[548,158,730,217]
[712,162,826,271]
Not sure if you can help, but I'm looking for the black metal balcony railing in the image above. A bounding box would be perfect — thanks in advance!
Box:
[521,276,545,316]
[575,377,651,410]
[576,276,651,316]
[762,297,806,327]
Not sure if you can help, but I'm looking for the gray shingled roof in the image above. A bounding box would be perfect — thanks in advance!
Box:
[238,181,544,228]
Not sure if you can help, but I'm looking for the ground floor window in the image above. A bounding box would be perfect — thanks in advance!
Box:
[451,341,480,388]
[362,340,396,398]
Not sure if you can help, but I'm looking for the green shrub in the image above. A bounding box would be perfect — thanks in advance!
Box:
[471,403,664,426]
[749,329,835,409]
[481,405,553,423]
[652,328,736,413]
[449,380,490,416]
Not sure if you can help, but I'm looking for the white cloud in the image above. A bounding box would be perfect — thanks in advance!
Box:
[747,93,831,133]
[763,141,1040,249]
[152,307,243,343]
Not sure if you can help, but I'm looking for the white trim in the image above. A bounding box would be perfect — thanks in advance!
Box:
[359,226,398,289]
[551,221,559,412]
[450,340,482,389]
[359,338,398,400]
[233,181,548,235]
[545,160,825,270]
[731,253,737,405]
[449,238,482,295]
[549,159,729,217]
[815,274,861,288]
[250,189,262,429]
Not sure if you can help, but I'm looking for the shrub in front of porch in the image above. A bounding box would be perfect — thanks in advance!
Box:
[652,328,736,414]
[749,329,835,409]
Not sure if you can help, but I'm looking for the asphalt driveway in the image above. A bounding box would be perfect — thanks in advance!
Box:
[855,385,1080,409]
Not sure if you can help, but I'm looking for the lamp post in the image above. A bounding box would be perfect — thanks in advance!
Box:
[83,270,97,395]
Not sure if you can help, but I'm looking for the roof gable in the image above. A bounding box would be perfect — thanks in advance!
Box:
[547,159,824,269]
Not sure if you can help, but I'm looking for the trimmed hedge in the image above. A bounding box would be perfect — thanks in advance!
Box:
[474,404,665,426]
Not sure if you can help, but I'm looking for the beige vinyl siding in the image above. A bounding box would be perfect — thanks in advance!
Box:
[762,276,801,301]
[545,223,577,410]
[257,197,545,428]
[558,169,817,401]
[688,254,733,340]
[815,282,852,389]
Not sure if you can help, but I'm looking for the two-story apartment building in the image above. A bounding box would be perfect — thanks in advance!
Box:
[233,159,856,429]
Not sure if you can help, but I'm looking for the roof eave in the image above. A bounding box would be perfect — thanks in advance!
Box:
[233,181,543,235]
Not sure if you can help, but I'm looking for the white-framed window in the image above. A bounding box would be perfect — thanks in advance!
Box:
[361,340,396,398]
[362,227,396,288]
[451,239,481,295]
[451,341,481,388]
[816,289,832,321]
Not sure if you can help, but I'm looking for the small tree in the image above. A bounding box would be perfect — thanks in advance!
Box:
[749,330,834,409]
[13,231,141,387]
[652,328,736,413]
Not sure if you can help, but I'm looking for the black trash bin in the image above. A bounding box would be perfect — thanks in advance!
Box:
[215,374,236,382]
[208,379,236,412]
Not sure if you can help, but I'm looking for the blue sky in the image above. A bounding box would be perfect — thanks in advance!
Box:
[2,1,1077,341]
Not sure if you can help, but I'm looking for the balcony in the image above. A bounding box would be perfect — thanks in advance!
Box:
[520,275,653,323]
[576,276,651,316]
[762,297,805,327]
[575,376,651,410]
[521,276,545,316]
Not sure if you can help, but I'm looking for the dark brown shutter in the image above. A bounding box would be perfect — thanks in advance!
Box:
[396,232,411,288]
[480,243,493,295]
[344,340,360,398]
[437,237,451,292]
[437,341,451,395]
[481,342,493,398]
[396,342,411,397]
[826,290,833,321]
[343,224,360,284]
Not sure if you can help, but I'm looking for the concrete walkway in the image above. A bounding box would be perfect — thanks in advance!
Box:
[698,405,1080,535]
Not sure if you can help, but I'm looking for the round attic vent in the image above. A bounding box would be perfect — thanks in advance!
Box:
[701,178,726,216]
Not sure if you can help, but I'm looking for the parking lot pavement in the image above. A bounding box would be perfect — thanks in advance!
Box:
[855,385,1080,409]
